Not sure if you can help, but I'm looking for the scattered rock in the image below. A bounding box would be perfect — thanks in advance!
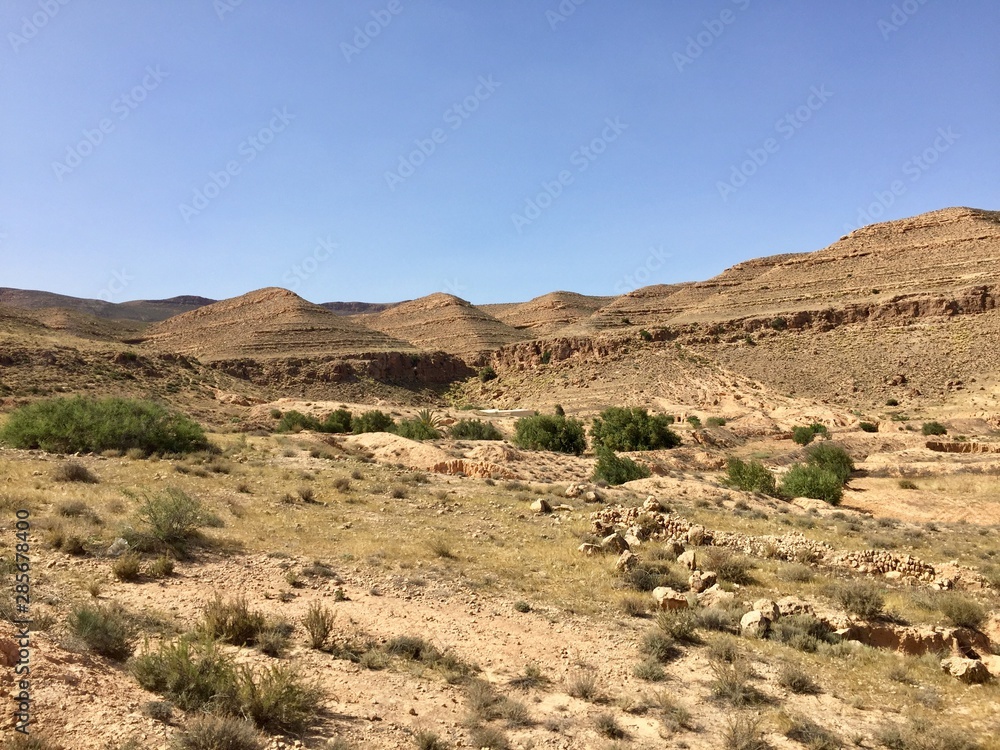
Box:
[698,584,735,608]
[689,570,718,594]
[600,533,629,554]
[615,551,639,573]
[677,550,698,571]
[577,543,601,555]
[740,610,771,638]
[530,498,552,514]
[686,525,706,546]
[642,496,662,512]
[776,596,813,617]
[653,587,690,611]
[752,599,780,620]
[941,657,992,684]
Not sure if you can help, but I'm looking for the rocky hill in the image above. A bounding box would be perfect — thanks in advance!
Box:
[482,291,613,336]
[142,287,414,361]
[365,293,530,357]
[0,288,216,322]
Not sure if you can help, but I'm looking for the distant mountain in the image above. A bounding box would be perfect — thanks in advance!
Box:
[481,292,613,336]
[0,288,216,323]
[318,301,400,315]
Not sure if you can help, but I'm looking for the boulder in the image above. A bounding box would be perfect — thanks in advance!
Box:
[530,498,552,514]
[689,570,718,594]
[686,525,706,545]
[615,551,639,573]
[577,543,601,555]
[677,550,698,570]
[600,533,630,554]
[565,484,582,498]
[941,657,992,684]
[653,587,690,611]
[740,610,771,638]
[584,490,602,503]
[623,531,642,549]
[776,596,813,617]
[698,584,735,609]
[752,599,780,621]
[642,496,662,512]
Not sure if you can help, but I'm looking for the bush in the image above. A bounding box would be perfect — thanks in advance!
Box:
[792,426,817,446]
[722,714,769,750]
[112,551,143,582]
[641,628,681,663]
[780,464,843,505]
[804,442,854,484]
[706,416,727,427]
[833,580,885,619]
[201,595,267,647]
[859,422,878,433]
[302,602,336,650]
[512,414,586,455]
[0,397,209,455]
[395,419,440,441]
[922,421,948,436]
[321,409,352,433]
[275,410,320,433]
[68,602,134,660]
[478,365,497,382]
[590,407,681,452]
[770,317,787,330]
[592,447,650,485]
[352,410,395,434]
[777,663,820,694]
[937,592,987,630]
[886,398,900,406]
[172,715,263,750]
[449,419,503,440]
[723,458,776,496]
[236,663,321,733]
[53,461,99,483]
[131,488,212,553]
[783,716,840,750]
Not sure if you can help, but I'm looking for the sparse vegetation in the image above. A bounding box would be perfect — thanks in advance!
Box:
[68,602,134,660]
[172,715,263,750]
[302,602,336,650]
[128,487,213,553]
[922,421,948,436]
[478,365,497,382]
[352,409,396,434]
[589,407,681,451]
[780,464,844,505]
[53,460,99,483]
[0,397,209,455]
[396,419,441,440]
[859,421,878,432]
[833,580,885,619]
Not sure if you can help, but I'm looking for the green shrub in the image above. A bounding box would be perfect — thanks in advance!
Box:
[112,551,143,582]
[302,602,336,650]
[172,715,263,750]
[792,426,817,446]
[478,365,497,382]
[804,442,854,484]
[770,317,787,330]
[68,602,134,660]
[833,580,885,619]
[859,422,878,433]
[723,458,776,496]
[512,414,586,455]
[886,398,900,406]
[276,410,320,433]
[639,328,653,341]
[236,663,321,733]
[592,447,650,485]
[352,410,395,434]
[321,409,352,433]
[395,419,441,441]
[937,592,986,630]
[449,419,503,440]
[0,397,209,455]
[780,464,843,505]
[686,415,702,429]
[922,421,947,436]
[706,416,727,427]
[130,488,212,553]
[590,407,680,452]
[201,595,267,647]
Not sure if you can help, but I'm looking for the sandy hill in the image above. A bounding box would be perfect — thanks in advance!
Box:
[582,283,693,331]
[481,291,614,336]
[669,207,1000,325]
[24,307,146,341]
[0,288,215,323]
[366,293,530,357]
[142,287,414,360]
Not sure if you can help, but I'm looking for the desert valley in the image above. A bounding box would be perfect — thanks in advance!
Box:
[2,206,1000,750]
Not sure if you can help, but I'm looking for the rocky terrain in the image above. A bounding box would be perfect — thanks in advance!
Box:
[1,206,999,749]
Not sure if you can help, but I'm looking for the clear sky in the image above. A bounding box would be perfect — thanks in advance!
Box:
[2,0,997,305]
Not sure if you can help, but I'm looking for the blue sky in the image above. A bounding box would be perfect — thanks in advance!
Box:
[1,0,997,305]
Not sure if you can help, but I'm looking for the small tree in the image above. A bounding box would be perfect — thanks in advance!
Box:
[352,410,395,434]
[478,365,497,382]
[449,419,503,440]
[590,407,681,452]
[723,458,776,496]
[321,409,352,433]
[781,465,843,505]
[804,443,854,484]
[513,414,586,455]
[592,447,650,486]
